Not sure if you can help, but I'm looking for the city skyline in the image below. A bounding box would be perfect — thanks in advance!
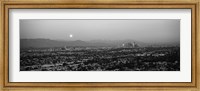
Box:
[20,19,180,71]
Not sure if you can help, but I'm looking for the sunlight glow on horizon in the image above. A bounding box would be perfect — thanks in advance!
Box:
[69,34,73,38]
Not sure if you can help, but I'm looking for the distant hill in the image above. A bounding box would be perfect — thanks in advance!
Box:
[21,39,66,48]
[20,39,114,48]
[20,39,179,49]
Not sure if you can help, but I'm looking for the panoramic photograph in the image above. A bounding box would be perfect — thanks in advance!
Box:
[20,19,180,71]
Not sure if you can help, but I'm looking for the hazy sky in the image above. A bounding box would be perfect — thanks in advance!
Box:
[20,19,180,43]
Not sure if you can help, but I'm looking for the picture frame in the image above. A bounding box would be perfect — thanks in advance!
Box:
[0,0,199,91]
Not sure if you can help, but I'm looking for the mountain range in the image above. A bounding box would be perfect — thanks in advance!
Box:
[20,39,179,49]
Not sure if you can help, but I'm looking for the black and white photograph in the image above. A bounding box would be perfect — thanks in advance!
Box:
[20,19,180,71]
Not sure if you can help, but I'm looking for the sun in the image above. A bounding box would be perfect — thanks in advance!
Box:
[69,34,73,38]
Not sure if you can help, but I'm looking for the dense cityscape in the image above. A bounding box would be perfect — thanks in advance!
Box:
[20,42,180,71]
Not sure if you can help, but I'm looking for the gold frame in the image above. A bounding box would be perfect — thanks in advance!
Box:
[0,0,199,91]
